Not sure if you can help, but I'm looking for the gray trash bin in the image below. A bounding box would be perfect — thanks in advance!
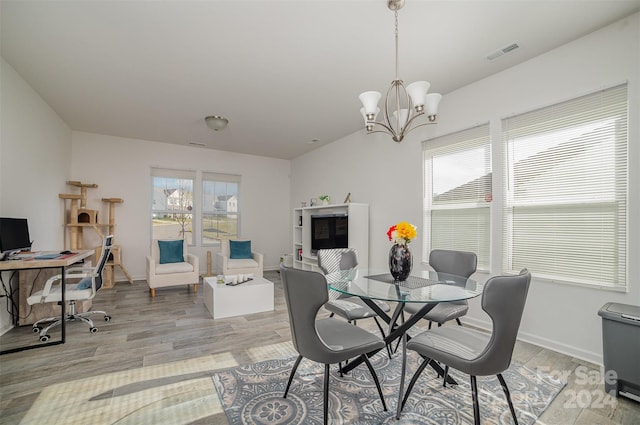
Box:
[598,302,640,401]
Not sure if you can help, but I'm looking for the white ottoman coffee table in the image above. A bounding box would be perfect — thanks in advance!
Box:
[203,276,274,319]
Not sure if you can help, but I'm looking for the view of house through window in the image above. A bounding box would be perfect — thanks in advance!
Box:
[423,124,491,270]
[202,172,241,245]
[151,169,195,243]
[502,84,628,289]
[422,84,628,290]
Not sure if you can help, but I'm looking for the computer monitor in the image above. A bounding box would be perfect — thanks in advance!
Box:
[0,217,32,257]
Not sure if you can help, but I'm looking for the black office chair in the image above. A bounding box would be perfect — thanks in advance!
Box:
[27,235,113,341]
[400,269,531,425]
[404,249,477,328]
[280,265,387,425]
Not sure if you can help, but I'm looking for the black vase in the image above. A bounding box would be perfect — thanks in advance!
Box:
[389,243,412,281]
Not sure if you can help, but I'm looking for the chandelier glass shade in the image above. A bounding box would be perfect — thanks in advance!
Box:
[359,0,442,143]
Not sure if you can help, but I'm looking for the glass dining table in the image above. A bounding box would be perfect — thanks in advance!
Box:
[326,268,484,418]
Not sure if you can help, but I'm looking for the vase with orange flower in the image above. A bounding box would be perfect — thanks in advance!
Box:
[387,221,417,281]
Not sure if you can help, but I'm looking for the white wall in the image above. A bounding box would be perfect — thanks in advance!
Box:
[71,132,291,280]
[291,13,640,364]
[292,130,427,269]
[0,58,72,334]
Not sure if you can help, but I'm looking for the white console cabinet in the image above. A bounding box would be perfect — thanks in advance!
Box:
[292,203,369,271]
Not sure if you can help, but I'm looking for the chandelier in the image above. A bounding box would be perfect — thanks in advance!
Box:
[359,0,442,143]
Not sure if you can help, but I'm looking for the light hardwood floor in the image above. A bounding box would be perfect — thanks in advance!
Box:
[1,271,638,424]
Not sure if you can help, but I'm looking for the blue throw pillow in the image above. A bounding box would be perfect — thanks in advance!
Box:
[76,277,92,290]
[229,240,252,259]
[158,239,184,264]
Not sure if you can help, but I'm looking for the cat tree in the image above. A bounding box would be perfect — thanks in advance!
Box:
[59,181,132,288]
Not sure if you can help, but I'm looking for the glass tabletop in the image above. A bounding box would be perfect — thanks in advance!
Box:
[326,268,483,304]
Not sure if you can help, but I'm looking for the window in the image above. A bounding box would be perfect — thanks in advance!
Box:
[151,168,195,243]
[423,124,491,270]
[202,172,241,245]
[502,84,627,289]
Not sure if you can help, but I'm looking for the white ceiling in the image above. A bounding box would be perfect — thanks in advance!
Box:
[2,0,639,160]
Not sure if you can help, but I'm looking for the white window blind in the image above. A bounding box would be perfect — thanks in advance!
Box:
[423,124,491,270]
[502,84,628,289]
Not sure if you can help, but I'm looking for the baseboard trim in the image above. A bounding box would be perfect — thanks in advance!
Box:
[462,316,603,367]
[263,266,280,272]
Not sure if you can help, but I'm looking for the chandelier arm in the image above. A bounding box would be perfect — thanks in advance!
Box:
[382,83,396,134]
[366,120,396,135]
[366,128,395,136]
[395,79,402,132]
[382,79,407,135]
[366,126,403,142]
[403,120,438,133]
[402,110,425,133]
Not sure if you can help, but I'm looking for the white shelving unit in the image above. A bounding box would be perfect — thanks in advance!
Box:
[293,208,304,269]
[292,203,369,272]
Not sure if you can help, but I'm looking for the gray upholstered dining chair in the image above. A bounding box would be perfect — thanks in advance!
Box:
[404,249,477,328]
[400,269,531,425]
[317,248,391,343]
[280,265,388,425]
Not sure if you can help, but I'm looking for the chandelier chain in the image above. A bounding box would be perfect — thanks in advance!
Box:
[394,10,399,81]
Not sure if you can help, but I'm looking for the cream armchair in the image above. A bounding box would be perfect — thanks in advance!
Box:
[146,239,199,298]
[216,239,263,277]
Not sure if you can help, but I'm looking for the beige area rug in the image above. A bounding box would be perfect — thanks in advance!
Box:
[19,343,297,425]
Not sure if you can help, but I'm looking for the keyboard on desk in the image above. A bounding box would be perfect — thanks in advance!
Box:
[10,253,37,260]
[34,253,62,260]
[9,252,61,260]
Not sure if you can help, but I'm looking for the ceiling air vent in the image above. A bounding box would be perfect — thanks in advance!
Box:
[188,141,207,147]
[487,42,520,61]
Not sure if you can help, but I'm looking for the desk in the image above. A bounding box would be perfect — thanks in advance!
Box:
[0,250,94,355]
[327,268,483,418]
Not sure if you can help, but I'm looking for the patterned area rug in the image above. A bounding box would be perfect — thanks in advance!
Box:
[213,351,565,425]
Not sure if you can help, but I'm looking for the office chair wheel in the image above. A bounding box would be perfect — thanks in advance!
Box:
[104,316,111,322]
[39,335,50,342]
[32,326,41,333]
[90,327,98,333]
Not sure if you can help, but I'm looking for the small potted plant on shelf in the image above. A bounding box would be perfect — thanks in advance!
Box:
[319,195,330,205]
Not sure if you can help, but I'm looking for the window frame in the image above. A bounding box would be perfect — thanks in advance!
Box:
[501,83,628,291]
[421,84,628,291]
[201,172,242,246]
[150,168,196,245]
[422,123,492,271]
